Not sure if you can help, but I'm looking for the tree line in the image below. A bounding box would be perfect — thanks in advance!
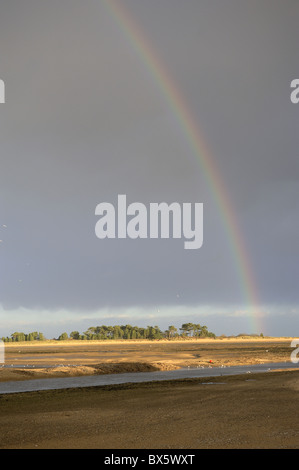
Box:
[1,322,216,342]
[1,331,45,342]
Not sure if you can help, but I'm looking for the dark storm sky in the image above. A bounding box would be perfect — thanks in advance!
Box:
[0,0,298,336]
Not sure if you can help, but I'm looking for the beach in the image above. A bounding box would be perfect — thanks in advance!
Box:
[0,337,295,381]
[0,338,298,449]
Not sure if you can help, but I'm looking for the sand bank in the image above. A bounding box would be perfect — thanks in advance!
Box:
[1,338,295,382]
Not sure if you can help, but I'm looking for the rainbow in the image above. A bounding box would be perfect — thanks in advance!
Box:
[101,0,264,333]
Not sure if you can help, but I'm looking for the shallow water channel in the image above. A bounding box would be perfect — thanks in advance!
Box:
[0,362,298,394]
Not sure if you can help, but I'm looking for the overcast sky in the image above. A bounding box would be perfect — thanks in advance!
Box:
[0,0,298,338]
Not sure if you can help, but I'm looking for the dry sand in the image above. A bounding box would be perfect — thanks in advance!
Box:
[0,338,298,449]
[0,337,295,382]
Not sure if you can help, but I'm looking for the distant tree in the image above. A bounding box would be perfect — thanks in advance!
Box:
[165,325,178,339]
[83,327,97,340]
[58,332,68,341]
[131,329,136,339]
[138,328,147,339]
[106,326,114,339]
[123,325,132,339]
[193,324,202,337]
[168,325,178,338]
[1,336,11,342]
[70,331,80,340]
[199,325,209,337]
[147,325,163,340]
[180,323,194,337]
[113,325,121,339]
[3,322,216,343]
[143,327,149,339]
[11,332,26,342]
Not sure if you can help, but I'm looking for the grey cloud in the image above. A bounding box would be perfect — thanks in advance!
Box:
[0,0,298,335]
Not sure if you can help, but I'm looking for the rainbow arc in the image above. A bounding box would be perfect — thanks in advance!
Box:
[101,0,264,333]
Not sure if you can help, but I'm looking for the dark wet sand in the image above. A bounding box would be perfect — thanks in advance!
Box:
[1,369,299,449]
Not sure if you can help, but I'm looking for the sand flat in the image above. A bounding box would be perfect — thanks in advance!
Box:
[1,338,298,449]
[0,369,299,449]
[1,337,295,382]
